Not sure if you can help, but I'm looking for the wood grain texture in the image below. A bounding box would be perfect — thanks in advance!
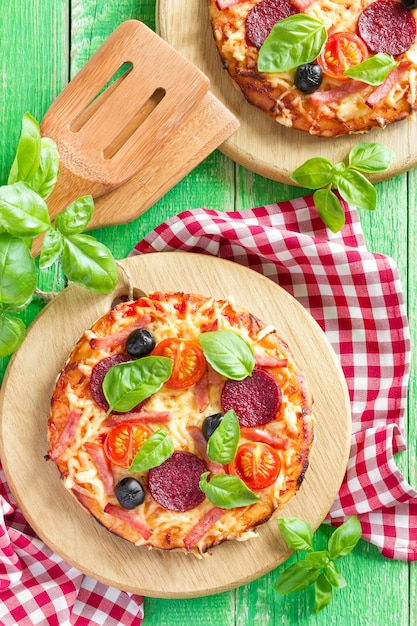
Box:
[157,0,417,185]
[0,253,351,597]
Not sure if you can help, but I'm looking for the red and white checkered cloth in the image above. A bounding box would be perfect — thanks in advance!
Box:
[131,195,416,561]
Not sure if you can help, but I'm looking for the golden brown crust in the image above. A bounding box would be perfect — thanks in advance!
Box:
[209,0,417,137]
[48,292,314,555]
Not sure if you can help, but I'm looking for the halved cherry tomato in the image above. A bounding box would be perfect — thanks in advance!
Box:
[228,442,281,490]
[317,32,369,81]
[104,422,152,468]
[152,338,206,389]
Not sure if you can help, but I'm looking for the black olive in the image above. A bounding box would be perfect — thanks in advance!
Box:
[202,413,224,441]
[294,64,323,94]
[115,477,145,509]
[402,0,417,8]
[126,328,156,358]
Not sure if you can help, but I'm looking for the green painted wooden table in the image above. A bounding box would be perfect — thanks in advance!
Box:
[0,1,415,624]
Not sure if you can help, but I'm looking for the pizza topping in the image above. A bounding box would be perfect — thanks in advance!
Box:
[115,477,145,509]
[90,354,133,411]
[48,409,82,461]
[317,32,369,81]
[221,368,282,427]
[199,471,260,508]
[240,426,289,450]
[183,507,225,550]
[104,411,172,427]
[202,412,224,441]
[187,425,225,474]
[126,328,156,358]
[365,60,412,107]
[104,421,152,468]
[89,314,152,351]
[104,503,153,539]
[129,428,175,472]
[83,442,114,495]
[402,0,417,8]
[152,337,207,388]
[294,63,323,94]
[148,451,207,512]
[245,0,299,49]
[358,1,417,56]
[228,442,282,490]
[309,79,366,105]
[206,409,240,464]
[199,330,254,380]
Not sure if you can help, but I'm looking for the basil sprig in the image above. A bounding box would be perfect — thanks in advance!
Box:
[206,409,240,464]
[129,429,174,472]
[199,471,259,509]
[290,142,395,232]
[199,330,254,380]
[0,112,119,359]
[258,15,327,73]
[275,516,362,613]
[344,53,398,85]
[102,356,173,414]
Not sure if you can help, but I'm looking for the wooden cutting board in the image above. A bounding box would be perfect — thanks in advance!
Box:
[157,0,417,184]
[0,253,351,598]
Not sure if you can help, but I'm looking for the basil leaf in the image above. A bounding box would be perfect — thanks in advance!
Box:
[278,517,314,551]
[313,187,345,233]
[27,137,59,199]
[0,181,51,237]
[290,158,334,189]
[207,409,240,464]
[336,169,376,211]
[328,515,362,559]
[129,429,174,472]
[54,196,94,235]
[39,227,64,269]
[274,560,320,594]
[62,234,118,293]
[199,471,259,508]
[313,572,333,613]
[103,355,173,413]
[0,314,26,358]
[258,15,327,72]
[0,233,37,306]
[306,550,330,569]
[199,330,254,380]
[344,53,398,85]
[323,561,346,588]
[8,112,41,185]
[348,142,395,173]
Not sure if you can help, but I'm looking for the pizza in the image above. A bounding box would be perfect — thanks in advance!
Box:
[47,291,314,555]
[209,0,417,136]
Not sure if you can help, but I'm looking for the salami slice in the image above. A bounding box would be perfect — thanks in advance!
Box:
[90,354,132,411]
[148,451,207,512]
[358,1,416,56]
[221,368,282,427]
[245,0,299,49]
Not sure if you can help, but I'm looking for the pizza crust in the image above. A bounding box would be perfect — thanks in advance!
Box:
[47,292,314,555]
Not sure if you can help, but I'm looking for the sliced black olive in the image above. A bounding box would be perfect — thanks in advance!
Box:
[294,63,323,94]
[126,328,156,358]
[202,413,224,441]
[115,477,145,509]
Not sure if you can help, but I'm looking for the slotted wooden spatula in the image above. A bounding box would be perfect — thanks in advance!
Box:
[40,20,209,214]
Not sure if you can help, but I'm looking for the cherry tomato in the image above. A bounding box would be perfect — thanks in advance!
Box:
[228,442,281,490]
[104,422,152,468]
[152,338,206,388]
[317,32,369,81]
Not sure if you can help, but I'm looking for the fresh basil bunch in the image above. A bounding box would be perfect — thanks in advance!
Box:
[275,516,362,612]
[291,142,395,232]
[0,113,118,358]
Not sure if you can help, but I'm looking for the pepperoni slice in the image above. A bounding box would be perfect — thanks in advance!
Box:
[246,0,299,49]
[358,1,416,56]
[221,368,282,427]
[148,451,207,512]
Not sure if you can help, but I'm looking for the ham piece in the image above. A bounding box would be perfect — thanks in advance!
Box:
[104,503,153,540]
[183,507,224,550]
[366,62,411,108]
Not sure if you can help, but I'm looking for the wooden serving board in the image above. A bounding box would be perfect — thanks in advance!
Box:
[157,0,417,184]
[0,253,351,598]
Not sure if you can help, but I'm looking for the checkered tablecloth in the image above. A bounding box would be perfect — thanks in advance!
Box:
[0,195,414,625]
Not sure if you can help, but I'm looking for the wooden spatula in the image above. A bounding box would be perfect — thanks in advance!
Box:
[40,20,209,214]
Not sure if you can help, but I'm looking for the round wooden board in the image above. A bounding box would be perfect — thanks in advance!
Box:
[156,0,417,184]
[0,253,351,598]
